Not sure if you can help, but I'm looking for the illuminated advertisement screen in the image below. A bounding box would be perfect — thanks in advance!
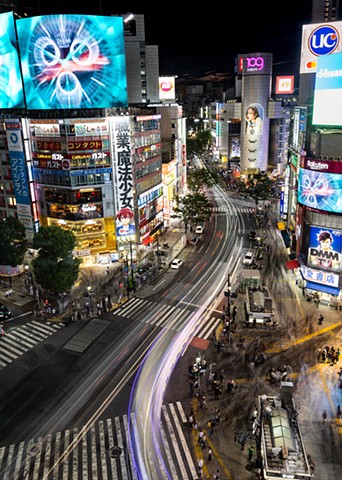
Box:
[275,76,294,94]
[298,167,342,213]
[17,15,128,110]
[300,22,342,74]
[308,226,342,272]
[0,12,25,109]
[313,52,342,126]
[159,76,175,101]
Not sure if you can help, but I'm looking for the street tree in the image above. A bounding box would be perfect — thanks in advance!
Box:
[236,172,273,207]
[0,217,27,267]
[187,168,218,193]
[32,225,80,295]
[173,192,212,232]
[187,129,212,158]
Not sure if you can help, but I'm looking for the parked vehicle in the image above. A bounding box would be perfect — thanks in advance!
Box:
[195,225,204,234]
[242,251,254,266]
[170,258,183,269]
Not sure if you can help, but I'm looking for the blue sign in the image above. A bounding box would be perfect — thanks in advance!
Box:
[309,24,340,56]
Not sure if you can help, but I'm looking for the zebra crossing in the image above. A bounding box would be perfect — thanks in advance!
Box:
[0,402,198,480]
[211,206,256,214]
[0,320,65,369]
[113,297,220,339]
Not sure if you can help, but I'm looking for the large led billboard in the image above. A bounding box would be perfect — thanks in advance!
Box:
[0,11,25,109]
[312,52,342,126]
[308,226,342,272]
[298,167,342,213]
[159,77,175,101]
[300,22,342,74]
[17,14,128,110]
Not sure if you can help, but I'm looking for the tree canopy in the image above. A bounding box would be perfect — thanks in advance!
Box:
[32,226,80,294]
[173,192,212,231]
[0,217,27,267]
[235,173,273,206]
[187,167,218,193]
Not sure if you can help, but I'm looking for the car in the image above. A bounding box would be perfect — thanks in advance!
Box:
[242,251,254,266]
[195,225,204,234]
[170,258,183,269]
[248,230,257,241]
[0,304,11,319]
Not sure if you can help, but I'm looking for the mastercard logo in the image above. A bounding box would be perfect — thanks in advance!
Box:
[306,61,317,69]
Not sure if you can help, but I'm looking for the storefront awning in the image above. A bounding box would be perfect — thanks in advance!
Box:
[286,259,299,270]
[306,281,340,296]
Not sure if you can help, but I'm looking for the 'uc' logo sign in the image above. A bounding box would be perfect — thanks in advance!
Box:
[309,25,340,56]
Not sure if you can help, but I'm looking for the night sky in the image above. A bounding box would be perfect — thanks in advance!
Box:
[11,0,314,76]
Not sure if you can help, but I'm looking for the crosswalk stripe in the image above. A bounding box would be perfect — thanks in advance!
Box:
[0,336,28,353]
[169,403,198,479]
[0,338,26,355]
[0,403,196,480]
[8,330,38,347]
[114,298,218,339]
[115,298,144,316]
[153,304,178,327]
[0,321,65,370]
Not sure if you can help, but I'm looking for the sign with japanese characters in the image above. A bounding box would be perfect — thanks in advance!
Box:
[6,120,30,206]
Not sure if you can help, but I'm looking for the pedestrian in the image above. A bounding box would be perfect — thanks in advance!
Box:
[322,410,327,422]
[106,266,110,275]
[208,446,212,462]
[213,469,220,479]
[248,445,254,461]
[198,457,204,472]
[318,314,324,325]
[198,427,204,446]
[201,433,207,449]
[337,405,341,419]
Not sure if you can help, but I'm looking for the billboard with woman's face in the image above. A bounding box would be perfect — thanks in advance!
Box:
[245,103,264,136]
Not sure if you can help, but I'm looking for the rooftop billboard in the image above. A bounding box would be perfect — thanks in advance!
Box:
[0,11,25,109]
[312,52,342,126]
[17,14,128,110]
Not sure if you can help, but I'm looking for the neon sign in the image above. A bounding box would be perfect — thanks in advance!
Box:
[246,57,264,71]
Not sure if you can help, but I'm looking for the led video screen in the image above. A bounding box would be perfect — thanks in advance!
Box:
[0,11,25,109]
[308,225,342,272]
[313,52,342,126]
[17,14,128,110]
[298,168,342,213]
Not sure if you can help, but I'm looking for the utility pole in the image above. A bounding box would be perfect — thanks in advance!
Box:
[130,241,135,292]
[227,272,231,317]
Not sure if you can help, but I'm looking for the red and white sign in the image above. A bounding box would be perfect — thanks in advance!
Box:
[276,76,294,94]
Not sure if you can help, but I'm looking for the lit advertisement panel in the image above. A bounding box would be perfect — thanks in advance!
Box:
[308,226,342,272]
[298,167,342,213]
[275,76,294,94]
[312,52,342,126]
[17,15,128,110]
[159,76,175,101]
[300,22,342,74]
[301,264,340,287]
[0,12,25,109]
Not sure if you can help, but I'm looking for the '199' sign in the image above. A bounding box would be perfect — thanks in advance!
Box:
[246,57,264,71]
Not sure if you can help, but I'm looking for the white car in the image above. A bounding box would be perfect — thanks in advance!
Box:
[195,225,204,234]
[242,251,254,266]
[170,258,183,269]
